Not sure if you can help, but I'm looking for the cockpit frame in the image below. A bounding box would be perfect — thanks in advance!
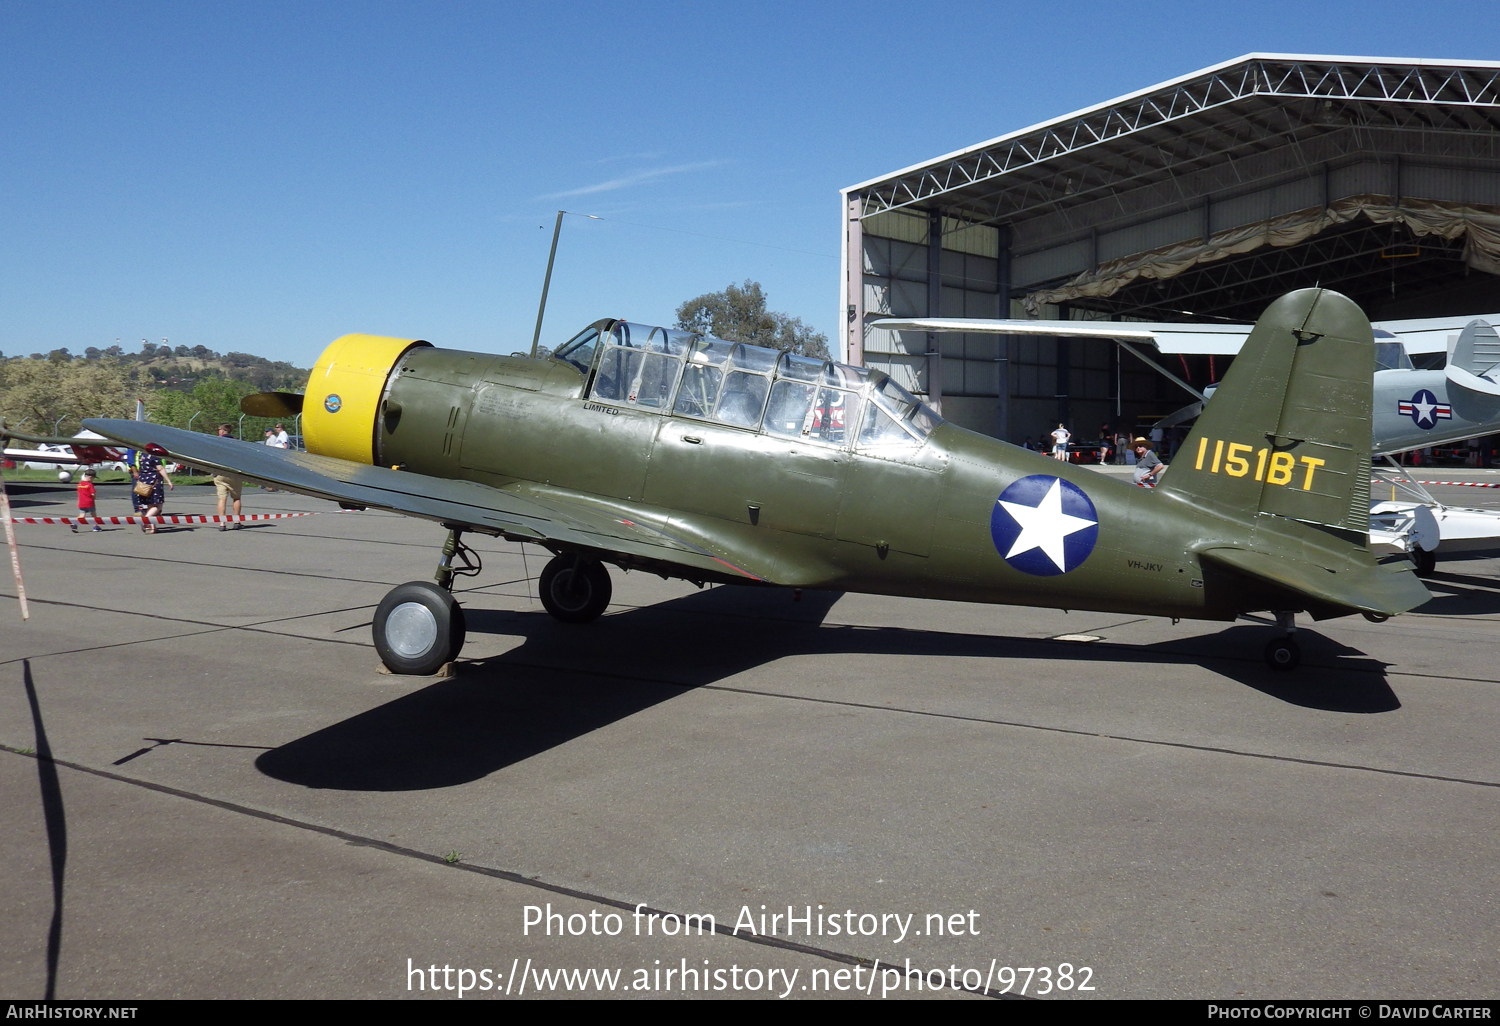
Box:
[551,319,942,452]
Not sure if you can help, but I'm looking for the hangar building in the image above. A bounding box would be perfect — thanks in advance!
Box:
[839,54,1500,444]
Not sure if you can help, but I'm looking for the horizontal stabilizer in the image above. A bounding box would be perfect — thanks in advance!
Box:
[1201,547,1429,619]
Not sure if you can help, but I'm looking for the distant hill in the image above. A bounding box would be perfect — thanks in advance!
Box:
[4,343,308,393]
[0,345,310,438]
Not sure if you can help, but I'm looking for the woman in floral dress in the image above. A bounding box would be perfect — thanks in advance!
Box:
[131,450,174,534]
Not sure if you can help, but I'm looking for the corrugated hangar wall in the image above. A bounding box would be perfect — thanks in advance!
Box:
[843,56,1500,445]
[859,210,1169,446]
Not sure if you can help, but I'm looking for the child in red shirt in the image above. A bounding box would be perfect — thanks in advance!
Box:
[73,469,100,532]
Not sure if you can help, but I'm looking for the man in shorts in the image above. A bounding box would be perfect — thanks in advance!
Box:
[214,424,244,530]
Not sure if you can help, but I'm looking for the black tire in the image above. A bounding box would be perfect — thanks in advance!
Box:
[373,581,466,675]
[1413,548,1437,577]
[1263,636,1301,672]
[538,554,612,623]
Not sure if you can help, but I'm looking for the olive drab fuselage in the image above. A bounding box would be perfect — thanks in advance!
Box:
[349,342,1276,622]
[78,291,1423,683]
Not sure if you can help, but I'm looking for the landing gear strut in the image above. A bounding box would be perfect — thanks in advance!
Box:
[372,526,473,674]
[1262,609,1300,672]
[539,552,613,623]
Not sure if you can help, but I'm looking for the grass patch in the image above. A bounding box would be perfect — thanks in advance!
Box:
[444,850,463,864]
[2,469,215,486]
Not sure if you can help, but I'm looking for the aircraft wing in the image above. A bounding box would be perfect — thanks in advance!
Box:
[81,419,775,584]
[871,314,1500,357]
[869,317,1253,354]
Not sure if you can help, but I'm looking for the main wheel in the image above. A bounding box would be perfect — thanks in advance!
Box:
[538,554,612,623]
[1263,636,1301,672]
[1413,548,1437,577]
[373,581,467,675]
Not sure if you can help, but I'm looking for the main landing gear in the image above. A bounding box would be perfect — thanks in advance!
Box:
[538,552,613,623]
[1262,610,1300,672]
[372,527,476,675]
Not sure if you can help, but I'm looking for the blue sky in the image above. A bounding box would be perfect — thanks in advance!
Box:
[2,1,1495,367]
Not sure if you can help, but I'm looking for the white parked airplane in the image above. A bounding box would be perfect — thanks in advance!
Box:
[2,429,126,471]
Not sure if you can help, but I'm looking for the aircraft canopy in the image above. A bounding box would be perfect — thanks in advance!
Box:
[555,320,940,448]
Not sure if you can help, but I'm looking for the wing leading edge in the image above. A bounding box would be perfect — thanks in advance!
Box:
[81,419,774,585]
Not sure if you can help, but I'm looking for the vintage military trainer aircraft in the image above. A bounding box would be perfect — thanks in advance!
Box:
[83,288,1429,674]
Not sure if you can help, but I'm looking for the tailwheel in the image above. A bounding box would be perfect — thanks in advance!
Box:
[1263,636,1300,672]
[539,553,613,623]
[373,581,467,675]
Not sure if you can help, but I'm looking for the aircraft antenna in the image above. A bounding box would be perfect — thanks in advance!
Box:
[530,210,566,357]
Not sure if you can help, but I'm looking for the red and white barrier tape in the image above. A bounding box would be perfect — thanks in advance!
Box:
[9,512,322,527]
[1413,480,1500,488]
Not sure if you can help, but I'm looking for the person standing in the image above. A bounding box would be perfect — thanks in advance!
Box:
[213,424,244,531]
[1050,423,1072,462]
[72,469,100,533]
[269,424,290,449]
[1132,437,1166,486]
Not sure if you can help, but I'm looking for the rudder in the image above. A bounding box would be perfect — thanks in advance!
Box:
[1158,289,1373,539]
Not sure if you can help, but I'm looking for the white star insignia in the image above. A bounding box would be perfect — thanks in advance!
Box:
[998,478,1098,573]
[1413,396,1436,425]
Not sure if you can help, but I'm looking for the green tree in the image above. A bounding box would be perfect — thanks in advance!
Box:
[676,280,830,360]
[145,377,260,432]
[0,357,144,435]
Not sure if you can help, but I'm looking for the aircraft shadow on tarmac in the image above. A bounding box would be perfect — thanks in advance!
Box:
[2,483,77,509]
[1414,572,1500,616]
[255,585,1400,792]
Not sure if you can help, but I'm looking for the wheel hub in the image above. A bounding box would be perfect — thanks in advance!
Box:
[386,601,439,657]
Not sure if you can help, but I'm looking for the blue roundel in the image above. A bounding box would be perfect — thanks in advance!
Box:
[990,475,1099,577]
[1399,388,1449,429]
[324,393,342,413]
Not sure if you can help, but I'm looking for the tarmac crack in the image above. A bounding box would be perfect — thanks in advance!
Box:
[461,656,1500,791]
[0,744,1012,1000]
[10,540,399,587]
[0,593,380,665]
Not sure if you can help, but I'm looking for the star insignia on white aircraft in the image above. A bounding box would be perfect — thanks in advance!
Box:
[990,476,1099,577]
[1398,389,1452,429]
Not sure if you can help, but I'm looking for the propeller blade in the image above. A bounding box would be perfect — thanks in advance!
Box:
[240,392,305,418]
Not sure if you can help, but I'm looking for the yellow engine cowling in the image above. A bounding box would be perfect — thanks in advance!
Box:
[302,334,430,464]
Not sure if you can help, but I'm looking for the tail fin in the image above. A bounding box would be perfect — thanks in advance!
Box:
[1445,319,1500,396]
[1159,289,1372,541]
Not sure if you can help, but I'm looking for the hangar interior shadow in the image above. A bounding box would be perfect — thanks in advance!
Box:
[255,584,1400,792]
